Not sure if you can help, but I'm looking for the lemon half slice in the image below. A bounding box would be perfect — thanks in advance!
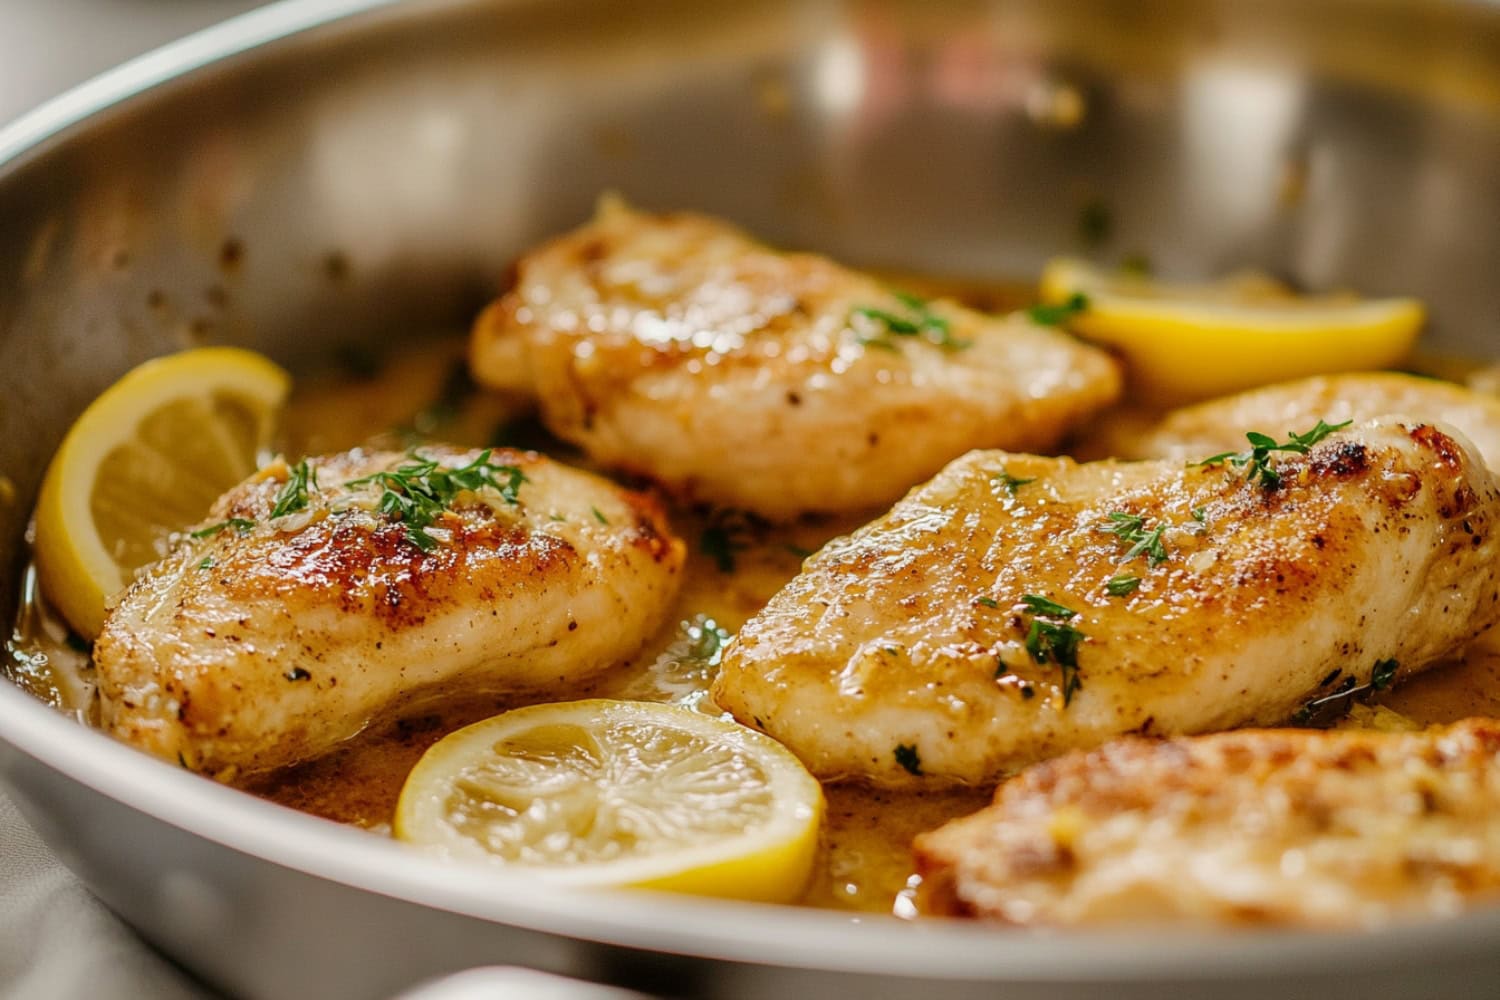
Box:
[1038,257,1424,404]
[395,700,824,903]
[33,347,290,638]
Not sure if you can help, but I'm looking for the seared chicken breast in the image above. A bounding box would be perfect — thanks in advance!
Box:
[712,419,1500,786]
[470,199,1120,518]
[1092,373,1500,467]
[95,446,685,777]
[914,719,1500,927]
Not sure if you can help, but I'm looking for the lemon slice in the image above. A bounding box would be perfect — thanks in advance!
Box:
[1038,257,1425,404]
[34,347,290,638]
[395,699,824,903]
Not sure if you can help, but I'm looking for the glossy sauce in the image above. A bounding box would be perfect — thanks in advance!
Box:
[9,306,1500,916]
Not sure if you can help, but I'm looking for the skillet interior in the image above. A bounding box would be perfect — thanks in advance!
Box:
[3,0,1500,996]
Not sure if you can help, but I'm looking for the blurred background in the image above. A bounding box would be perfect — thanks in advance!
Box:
[0,1,269,126]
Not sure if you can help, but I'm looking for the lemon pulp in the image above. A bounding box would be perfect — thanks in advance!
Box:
[395,699,824,903]
[1038,257,1424,404]
[33,347,290,637]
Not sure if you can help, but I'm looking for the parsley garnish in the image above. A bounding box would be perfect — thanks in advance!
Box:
[976,596,1000,608]
[1194,419,1353,491]
[894,743,923,776]
[591,506,609,525]
[993,468,1036,496]
[1020,594,1085,706]
[1191,506,1207,523]
[1026,292,1089,326]
[197,556,215,571]
[190,518,255,539]
[344,449,527,551]
[700,509,761,573]
[1101,511,1168,566]
[852,291,971,351]
[1372,658,1399,691]
[1105,574,1140,597]
[270,460,318,519]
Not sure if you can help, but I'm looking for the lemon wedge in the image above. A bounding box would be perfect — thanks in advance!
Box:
[34,347,290,638]
[1038,257,1425,404]
[395,699,824,903]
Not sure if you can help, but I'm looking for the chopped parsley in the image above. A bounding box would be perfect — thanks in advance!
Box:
[1105,574,1141,597]
[1372,658,1399,691]
[1026,292,1089,327]
[270,460,319,519]
[1020,594,1085,706]
[976,596,1001,609]
[197,556,215,571]
[344,449,527,552]
[852,291,971,351]
[1191,506,1207,523]
[894,743,923,776]
[1194,419,1353,491]
[190,517,255,539]
[700,509,761,573]
[1101,511,1168,567]
[591,505,609,525]
[993,468,1036,496]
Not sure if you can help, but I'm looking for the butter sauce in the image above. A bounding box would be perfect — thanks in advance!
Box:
[9,320,1500,916]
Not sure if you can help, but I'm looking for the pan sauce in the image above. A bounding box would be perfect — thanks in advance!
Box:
[9,287,1500,916]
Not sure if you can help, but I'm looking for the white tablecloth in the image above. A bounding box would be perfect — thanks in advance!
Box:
[0,791,207,999]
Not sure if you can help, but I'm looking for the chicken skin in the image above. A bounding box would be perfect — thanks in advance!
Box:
[94,446,685,778]
[1092,372,1500,467]
[711,419,1500,787]
[470,199,1120,518]
[914,719,1500,927]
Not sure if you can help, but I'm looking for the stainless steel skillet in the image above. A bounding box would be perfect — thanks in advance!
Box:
[3,0,1500,996]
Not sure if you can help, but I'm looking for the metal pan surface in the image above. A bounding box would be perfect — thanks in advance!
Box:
[3,1,1500,996]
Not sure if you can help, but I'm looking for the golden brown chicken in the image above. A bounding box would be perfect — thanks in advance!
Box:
[94,446,685,778]
[914,719,1500,928]
[469,199,1120,518]
[712,419,1500,787]
[1089,372,1500,467]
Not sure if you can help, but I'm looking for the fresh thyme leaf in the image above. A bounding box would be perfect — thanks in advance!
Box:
[1026,292,1089,326]
[1102,511,1169,566]
[591,506,609,525]
[993,468,1036,496]
[1105,574,1140,597]
[270,460,319,519]
[851,292,970,351]
[1193,420,1354,492]
[976,596,1000,609]
[893,743,923,776]
[1020,595,1084,706]
[1372,658,1399,691]
[700,509,762,573]
[190,517,255,539]
[1191,506,1207,523]
[345,449,527,551]
[1019,594,1077,619]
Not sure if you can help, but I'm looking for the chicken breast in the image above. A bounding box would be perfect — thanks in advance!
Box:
[470,199,1120,518]
[95,446,685,778]
[914,719,1500,927]
[711,419,1500,787]
[1090,373,1500,467]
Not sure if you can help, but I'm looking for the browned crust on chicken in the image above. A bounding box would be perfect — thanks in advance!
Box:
[914,719,1500,928]
[712,419,1500,787]
[471,199,1121,518]
[95,446,685,778]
